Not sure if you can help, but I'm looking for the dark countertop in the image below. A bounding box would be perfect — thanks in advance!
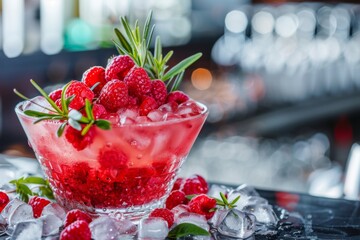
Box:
[253,189,360,239]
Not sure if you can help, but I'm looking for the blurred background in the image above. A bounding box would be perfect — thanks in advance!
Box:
[1,0,360,200]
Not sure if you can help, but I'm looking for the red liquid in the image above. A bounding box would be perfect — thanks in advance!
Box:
[16,101,207,217]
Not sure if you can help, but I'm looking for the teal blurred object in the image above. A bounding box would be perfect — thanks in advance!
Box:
[64,19,95,51]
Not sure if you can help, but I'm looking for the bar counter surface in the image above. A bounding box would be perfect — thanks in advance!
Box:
[0,155,359,239]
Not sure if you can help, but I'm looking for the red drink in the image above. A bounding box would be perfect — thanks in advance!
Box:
[15,100,208,220]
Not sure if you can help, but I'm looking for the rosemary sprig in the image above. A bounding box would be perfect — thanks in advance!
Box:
[14,80,110,137]
[113,11,202,91]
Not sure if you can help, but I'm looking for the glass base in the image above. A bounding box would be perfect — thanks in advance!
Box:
[55,194,167,222]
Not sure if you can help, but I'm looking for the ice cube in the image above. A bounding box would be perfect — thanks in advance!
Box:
[8,203,34,226]
[40,214,63,236]
[0,224,6,236]
[191,236,212,240]
[135,116,150,124]
[177,101,203,117]
[216,209,256,239]
[11,219,43,240]
[89,216,119,240]
[147,110,164,122]
[114,219,137,237]
[171,204,190,219]
[41,203,66,221]
[158,102,178,113]
[119,109,138,125]
[233,184,260,197]
[138,217,169,239]
[1,198,24,221]
[0,214,6,225]
[227,192,268,211]
[175,212,209,232]
[22,96,53,113]
[242,204,279,225]
[207,185,230,199]
[162,112,181,121]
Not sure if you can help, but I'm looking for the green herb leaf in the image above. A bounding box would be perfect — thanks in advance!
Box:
[95,120,111,130]
[167,223,210,239]
[17,183,33,202]
[61,82,72,114]
[230,195,240,206]
[13,89,30,100]
[85,99,94,120]
[22,176,47,185]
[143,11,154,48]
[30,79,62,113]
[10,176,54,202]
[114,28,132,53]
[57,122,67,137]
[81,122,93,136]
[163,53,202,81]
[39,185,54,200]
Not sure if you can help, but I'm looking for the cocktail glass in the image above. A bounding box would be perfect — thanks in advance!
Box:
[15,101,208,221]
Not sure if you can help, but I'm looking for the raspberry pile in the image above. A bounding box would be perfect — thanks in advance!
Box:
[46,55,203,151]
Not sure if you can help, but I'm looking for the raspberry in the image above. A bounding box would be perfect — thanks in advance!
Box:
[98,79,129,112]
[181,175,208,195]
[124,67,151,98]
[28,196,51,218]
[98,146,128,169]
[0,192,10,212]
[81,66,106,95]
[60,220,91,240]
[165,190,186,210]
[64,209,92,227]
[149,208,175,227]
[92,103,107,119]
[188,194,216,220]
[171,178,184,191]
[65,81,95,110]
[65,125,95,151]
[139,96,158,116]
[128,95,140,108]
[105,55,135,81]
[166,91,189,104]
[151,80,167,106]
[49,88,62,102]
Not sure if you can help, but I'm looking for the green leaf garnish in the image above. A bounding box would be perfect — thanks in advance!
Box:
[57,122,67,137]
[95,119,111,130]
[14,80,111,139]
[167,223,210,239]
[215,192,240,209]
[162,53,202,81]
[9,176,54,203]
[113,11,201,90]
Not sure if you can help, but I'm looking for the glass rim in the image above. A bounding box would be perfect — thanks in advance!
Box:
[15,100,209,128]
